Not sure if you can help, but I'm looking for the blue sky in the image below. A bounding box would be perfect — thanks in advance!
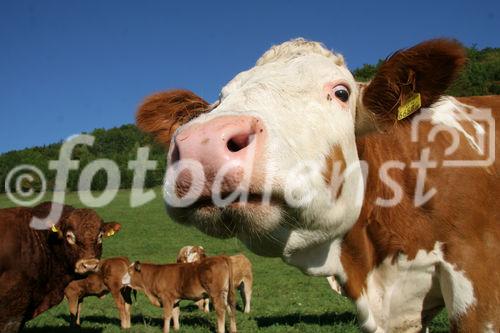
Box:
[1,0,499,153]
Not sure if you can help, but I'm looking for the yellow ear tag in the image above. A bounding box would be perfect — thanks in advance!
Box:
[51,225,59,233]
[397,92,421,120]
[106,229,115,237]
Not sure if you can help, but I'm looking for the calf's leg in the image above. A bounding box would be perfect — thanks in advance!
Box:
[204,298,210,312]
[76,300,82,326]
[161,300,174,333]
[212,290,236,333]
[241,279,252,314]
[121,287,133,328]
[110,289,129,329]
[124,302,131,328]
[172,305,180,331]
[65,293,81,327]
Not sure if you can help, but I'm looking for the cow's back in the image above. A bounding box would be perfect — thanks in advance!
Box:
[229,254,252,285]
[100,257,130,287]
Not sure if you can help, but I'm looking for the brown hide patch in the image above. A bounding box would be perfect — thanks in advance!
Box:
[362,39,466,128]
[340,96,500,320]
[322,145,346,200]
[135,89,210,148]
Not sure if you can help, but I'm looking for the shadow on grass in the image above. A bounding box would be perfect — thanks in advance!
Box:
[22,327,102,333]
[255,311,356,328]
[57,313,214,331]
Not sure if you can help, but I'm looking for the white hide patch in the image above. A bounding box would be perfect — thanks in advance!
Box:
[187,251,198,263]
[421,96,486,153]
[284,236,347,281]
[356,242,476,332]
[484,322,496,333]
[121,272,131,286]
[356,294,380,333]
[438,256,477,319]
[326,276,344,295]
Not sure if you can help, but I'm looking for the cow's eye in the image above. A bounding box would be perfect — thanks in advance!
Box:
[332,85,350,103]
[66,231,76,245]
[97,232,103,244]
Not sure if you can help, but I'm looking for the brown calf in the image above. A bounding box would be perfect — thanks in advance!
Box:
[177,246,253,314]
[122,256,237,333]
[64,257,132,329]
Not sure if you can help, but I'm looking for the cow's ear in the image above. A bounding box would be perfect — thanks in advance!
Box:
[136,89,210,148]
[355,39,466,135]
[134,261,142,272]
[102,222,121,238]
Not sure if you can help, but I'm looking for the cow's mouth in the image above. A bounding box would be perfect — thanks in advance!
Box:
[189,192,281,210]
[166,191,286,240]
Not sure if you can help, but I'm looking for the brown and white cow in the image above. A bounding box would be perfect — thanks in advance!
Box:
[64,257,133,329]
[177,246,253,314]
[0,202,121,332]
[136,39,499,332]
[122,256,237,333]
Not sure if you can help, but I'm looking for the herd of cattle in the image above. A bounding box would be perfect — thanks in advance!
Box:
[0,203,253,333]
[67,246,253,333]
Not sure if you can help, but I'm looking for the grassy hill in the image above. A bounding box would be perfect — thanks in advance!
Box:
[0,189,450,333]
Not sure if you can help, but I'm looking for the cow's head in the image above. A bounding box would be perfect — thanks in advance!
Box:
[35,202,121,274]
[136,39,465,275]
[122,261,145,291]
[176,245,207,263]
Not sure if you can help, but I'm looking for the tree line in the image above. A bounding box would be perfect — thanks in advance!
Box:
[1,46,499,193]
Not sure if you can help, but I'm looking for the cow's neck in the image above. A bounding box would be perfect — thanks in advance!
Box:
[338,126,438,293]
[26,227,75,317]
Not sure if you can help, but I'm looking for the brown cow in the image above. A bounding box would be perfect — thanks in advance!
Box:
[176,246,209,312]
[0,202,121,332]
[136,38,500,332]
[122,256,237,333]
[64,257,132,329]
[177,246,253,314]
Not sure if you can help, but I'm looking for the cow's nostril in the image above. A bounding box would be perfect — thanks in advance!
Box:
[227,133,254,153]
[170,143,180,163]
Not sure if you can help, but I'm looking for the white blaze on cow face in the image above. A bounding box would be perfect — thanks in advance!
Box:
[166,39,366,274]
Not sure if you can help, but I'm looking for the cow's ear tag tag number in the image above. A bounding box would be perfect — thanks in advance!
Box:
[398,92,421,120]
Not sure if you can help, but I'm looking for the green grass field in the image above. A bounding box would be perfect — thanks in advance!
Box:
[0,190,450,332]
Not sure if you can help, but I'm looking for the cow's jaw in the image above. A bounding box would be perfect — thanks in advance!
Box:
[165,40,365,274]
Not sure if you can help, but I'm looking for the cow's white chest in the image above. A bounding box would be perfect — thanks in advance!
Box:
[356,242,476,333]
[357,246,443,333]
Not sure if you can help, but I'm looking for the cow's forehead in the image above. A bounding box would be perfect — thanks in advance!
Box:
[256,38,344,67]
[221,39,354,99]
[66,209,102,232]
